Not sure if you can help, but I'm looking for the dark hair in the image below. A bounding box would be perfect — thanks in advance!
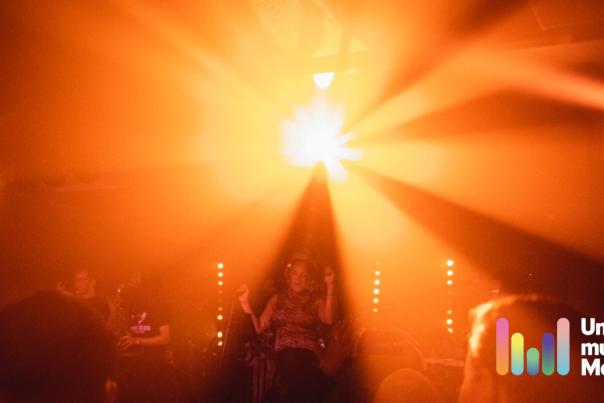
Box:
[0,291,115,402]
[289,256,313,267]
[467,295,604,403]
[374,368,438,403]
[74,269,96,279]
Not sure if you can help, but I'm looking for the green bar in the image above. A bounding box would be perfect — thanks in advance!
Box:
[527,348,539,375]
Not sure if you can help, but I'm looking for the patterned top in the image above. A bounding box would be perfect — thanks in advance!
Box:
[272,289,323,357]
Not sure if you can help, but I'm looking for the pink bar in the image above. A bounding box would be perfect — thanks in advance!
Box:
[496,318,510,375]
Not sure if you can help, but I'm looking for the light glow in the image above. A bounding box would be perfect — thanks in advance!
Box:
[282,98,362,181]
[313,71,335,89]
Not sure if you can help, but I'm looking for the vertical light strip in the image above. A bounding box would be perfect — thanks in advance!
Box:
[496,318,510,375]
[527,348,540,375]
[542,332,555,375]
[446,260,455,334]
[557,318,570,375]
[372,262,381,313]
[511,332,525,375]
[217,262,224,347]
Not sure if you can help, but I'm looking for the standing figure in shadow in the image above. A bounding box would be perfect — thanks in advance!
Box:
[115,273,180,403]
[238,254,338,403]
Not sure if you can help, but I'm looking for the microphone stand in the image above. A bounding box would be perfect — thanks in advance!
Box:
[219,294,237,369]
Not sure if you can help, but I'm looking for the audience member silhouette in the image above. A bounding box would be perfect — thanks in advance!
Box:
[0,291,116,403]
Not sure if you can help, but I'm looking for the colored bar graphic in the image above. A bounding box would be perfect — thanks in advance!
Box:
[511,332,524,375]
[496,318,510,375]
[557,318,570,375]
[527,348,540,375]
[542,332,555,375]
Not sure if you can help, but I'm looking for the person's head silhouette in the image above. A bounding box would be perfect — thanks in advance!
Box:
[0,291,115,402]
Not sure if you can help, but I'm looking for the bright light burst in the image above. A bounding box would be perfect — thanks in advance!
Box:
[313,71,335,89]
[282,97,362,181]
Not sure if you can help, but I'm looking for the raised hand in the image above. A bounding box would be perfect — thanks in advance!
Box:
[324,266,335,290]
[56,282,73,296]
[119,334,139,349]
[237,284,252,314]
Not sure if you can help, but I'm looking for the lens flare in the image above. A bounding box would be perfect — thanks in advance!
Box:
[282,97,363,181]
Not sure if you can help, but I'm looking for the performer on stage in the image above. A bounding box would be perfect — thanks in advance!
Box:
[115,274,179,403]
[238,254,337,403]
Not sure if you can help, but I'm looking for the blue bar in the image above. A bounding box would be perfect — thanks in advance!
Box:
[542,333,555,375]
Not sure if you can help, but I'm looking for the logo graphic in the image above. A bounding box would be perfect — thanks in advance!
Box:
[496,317,570,376]
[135,311,147,325]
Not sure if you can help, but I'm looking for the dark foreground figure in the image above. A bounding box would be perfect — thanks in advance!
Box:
[0,291,115,403]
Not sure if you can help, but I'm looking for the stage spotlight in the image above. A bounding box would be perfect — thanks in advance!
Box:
[373,288,380,295]
[374,279,381,285]
[446,259,454,267]
[217,331,224,338]
[446,318,453,325]
[282,98,362,181]
[217,262,224,270]
[217,314,223,321]
[446,269,454,277]
[313,71,335,89]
